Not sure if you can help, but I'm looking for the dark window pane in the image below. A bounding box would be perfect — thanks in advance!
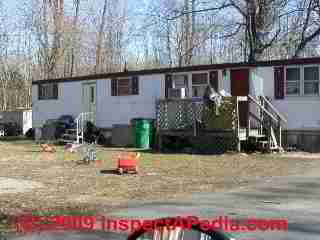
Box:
[132,76,139,95]
[118,78,130,87]
[192,73,208,85]
[173,75,187,88]
[111,79,117,96]
[117,78,131,96]
[304,82,319,95]
[286,82,299,95]
[90,86,95,103]
[286,68,300,81]
[118,87,130,95]
[304,67,319,81]
[39,83,57,100]
[53,84,58,99]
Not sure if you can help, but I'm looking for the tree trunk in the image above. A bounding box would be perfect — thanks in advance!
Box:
[70,0,80,77]
[95,0,108,73]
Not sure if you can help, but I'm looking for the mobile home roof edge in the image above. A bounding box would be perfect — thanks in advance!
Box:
[32,57,320,84]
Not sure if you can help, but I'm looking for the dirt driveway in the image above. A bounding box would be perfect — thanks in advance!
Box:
[0,140,319,217]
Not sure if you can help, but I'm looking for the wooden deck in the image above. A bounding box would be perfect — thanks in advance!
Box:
[158,128,263,141]
[156,96,286,152]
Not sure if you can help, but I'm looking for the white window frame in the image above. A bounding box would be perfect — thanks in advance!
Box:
[116,77,132,96]
[285,65,320,97]
[285,65,301,97]
[112,76,139,96]
[171,74,188,89]
[170,73,189,97]
[39,83,57,100]
[191,71,210,98]
[303,65,319,96]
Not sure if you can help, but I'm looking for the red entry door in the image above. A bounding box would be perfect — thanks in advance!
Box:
[230,69,249,128]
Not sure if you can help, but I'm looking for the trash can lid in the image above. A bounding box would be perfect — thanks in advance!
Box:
[131,118,155,123]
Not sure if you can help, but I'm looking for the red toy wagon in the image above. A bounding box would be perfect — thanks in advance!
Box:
[117,152,140,174]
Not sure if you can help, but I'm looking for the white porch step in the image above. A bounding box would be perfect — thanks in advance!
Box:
[61,133,77,140]
[58,139,74,144]
[249,134,266,138]
[66,128,77,134]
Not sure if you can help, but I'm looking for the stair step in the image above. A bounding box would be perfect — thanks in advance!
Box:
[66,128,77,134]
[61,133,77,140]
[66,128,77,131]
[58,139,75,144]
[249,134,266,138]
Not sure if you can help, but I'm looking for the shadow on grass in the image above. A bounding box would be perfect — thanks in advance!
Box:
[0,136,32,142]
[130,148,231,155]
[23,150,43,153]
[100,169,119,175]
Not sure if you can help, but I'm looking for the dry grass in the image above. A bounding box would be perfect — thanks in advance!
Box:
[0,139,317,218]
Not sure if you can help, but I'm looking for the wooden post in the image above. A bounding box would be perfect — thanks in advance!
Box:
[246,98,250,139]
[247,119,251,138]
[193,118,197,137]
[236,97,241,152]
[268,119,272,150]
[259,97,263,135]
[278,115,282,149]
[157,134,162,152]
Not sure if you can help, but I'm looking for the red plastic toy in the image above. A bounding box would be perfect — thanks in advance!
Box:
[117,152,140,174]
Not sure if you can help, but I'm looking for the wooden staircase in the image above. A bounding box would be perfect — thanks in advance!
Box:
[244,95,287,152]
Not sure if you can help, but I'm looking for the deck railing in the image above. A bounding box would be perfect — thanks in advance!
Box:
[75,112,95,144]
[247,95,287,150]
[156,96,286,152]
[156,97,240,132]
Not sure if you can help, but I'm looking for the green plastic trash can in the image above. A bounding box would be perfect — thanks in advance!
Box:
[135,119,150,148]
[132,118,155,149]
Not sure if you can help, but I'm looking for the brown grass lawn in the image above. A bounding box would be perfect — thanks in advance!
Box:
[0,139,318,218]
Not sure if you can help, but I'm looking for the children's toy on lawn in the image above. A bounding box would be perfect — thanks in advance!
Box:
[117,152,140,174]
[40,143,56,153]
[80,143,97,164]
[65,143,97,164]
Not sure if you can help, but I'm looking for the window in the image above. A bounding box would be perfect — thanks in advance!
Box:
[286,68,300,95]
[172,75,188,89]
[38,83,58,100]
[111,76,139,96]
[192,73,208,97]
[118,78,131,96]
[304,67,319,95]
[285,66,320,96]
[90,86,95,103]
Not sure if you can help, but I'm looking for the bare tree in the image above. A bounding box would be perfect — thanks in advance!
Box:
[293,0,320,57]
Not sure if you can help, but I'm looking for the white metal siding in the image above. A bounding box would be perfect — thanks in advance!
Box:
[32,65,320,131]
[257,66,320,129]
[96,74,164,128]
[32,81,84,128]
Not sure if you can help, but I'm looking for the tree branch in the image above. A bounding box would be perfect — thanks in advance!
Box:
[167,3,232,20]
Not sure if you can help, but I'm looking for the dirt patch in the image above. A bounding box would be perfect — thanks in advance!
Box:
[0,140,319,218]
[279,151,320,159]
[0,177,43,194]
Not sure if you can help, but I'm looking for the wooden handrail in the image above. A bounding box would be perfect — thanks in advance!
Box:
[261,96,287,123]
[157,96,242,103]
[247,95,278,123]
